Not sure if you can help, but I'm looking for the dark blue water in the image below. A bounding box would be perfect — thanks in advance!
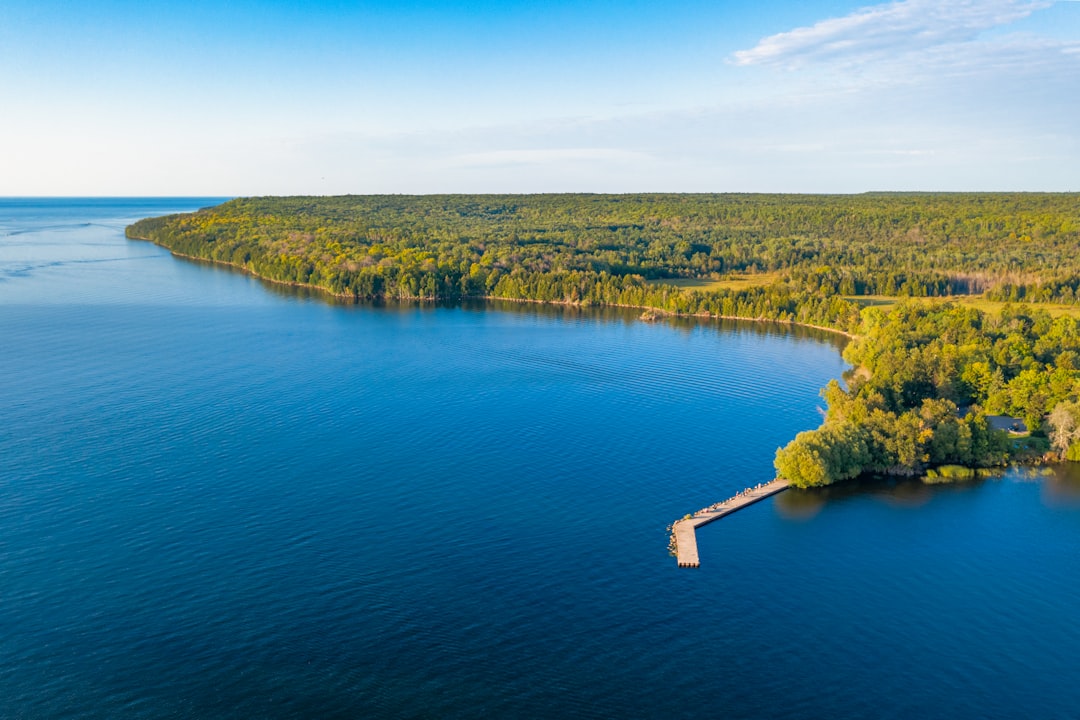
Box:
[2,199,1078,719]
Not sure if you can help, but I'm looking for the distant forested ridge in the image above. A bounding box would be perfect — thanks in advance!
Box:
[127,193,1080,485]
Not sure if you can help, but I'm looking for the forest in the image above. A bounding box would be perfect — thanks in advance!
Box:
[774,303,1080,486]
[127,193,1080,485]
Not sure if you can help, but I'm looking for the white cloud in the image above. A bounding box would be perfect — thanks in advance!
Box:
[732,0,1053,68]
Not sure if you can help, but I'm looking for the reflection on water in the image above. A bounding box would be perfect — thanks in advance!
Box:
[773,487,827,520]
[781,475,929,511]
[171,253,851,350]
[775,467,1080,520]
[1042,463,1080,507]
[776,475,939,518]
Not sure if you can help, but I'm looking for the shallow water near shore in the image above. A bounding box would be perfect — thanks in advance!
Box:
[2,198,1078,719]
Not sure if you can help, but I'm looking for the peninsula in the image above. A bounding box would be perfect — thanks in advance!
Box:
[128,193,1080,491]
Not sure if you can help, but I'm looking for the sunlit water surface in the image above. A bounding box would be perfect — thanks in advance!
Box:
[1,199,1078,719]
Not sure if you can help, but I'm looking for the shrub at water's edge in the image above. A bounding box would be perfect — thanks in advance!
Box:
[923,465,976,483]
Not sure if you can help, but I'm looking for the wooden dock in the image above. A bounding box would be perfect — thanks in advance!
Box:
[672,478,791,567]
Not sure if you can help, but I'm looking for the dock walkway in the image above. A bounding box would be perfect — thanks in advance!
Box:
[672,478,791,567]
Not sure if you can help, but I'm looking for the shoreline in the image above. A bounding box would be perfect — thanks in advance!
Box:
[134,231,1053,558]
[129,235,857,341]
[144,235,860,562]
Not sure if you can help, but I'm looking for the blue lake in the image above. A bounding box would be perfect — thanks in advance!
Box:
[1,198,1078,719]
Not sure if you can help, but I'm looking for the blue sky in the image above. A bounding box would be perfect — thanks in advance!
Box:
[1,0,1078,194]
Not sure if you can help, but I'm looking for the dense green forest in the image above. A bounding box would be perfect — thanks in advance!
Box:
[127,193,1080,486]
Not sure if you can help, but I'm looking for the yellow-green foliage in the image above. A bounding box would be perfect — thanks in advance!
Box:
[777,302,1079,484]
[128,193,1080,310]
[650,273,783,292]
[923,465,977,483]
[774,423,871,488]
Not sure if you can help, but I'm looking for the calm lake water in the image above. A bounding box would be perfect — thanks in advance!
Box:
[2,198,1078,719]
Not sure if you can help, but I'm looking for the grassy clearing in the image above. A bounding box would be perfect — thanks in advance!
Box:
[845,294,902,310]
[952,297,1080,319]
[844,294,1080,319]
[649,272,782,292]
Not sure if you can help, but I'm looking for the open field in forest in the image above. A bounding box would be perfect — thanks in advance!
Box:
[649,273,783,292]
[845,294,1080,319]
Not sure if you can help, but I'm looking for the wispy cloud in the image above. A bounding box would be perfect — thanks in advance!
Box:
[732,0,1053,68]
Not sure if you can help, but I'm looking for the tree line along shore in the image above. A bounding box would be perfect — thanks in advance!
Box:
[126,193,1080,487]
